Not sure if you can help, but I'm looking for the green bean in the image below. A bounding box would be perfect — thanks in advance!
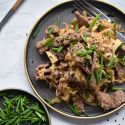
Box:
[89,14,100,30]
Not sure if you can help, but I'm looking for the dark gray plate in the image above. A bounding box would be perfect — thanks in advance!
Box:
[25,0,125,119]
[0,89,51,124]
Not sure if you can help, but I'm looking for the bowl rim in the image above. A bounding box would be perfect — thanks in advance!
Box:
[0,88,51,124]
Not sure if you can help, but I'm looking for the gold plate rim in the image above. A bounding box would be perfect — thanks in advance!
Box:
[24,0,125,119]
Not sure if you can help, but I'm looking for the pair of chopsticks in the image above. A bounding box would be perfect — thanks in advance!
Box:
[0,0,24,31]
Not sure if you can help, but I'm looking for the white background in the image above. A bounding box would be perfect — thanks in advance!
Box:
[0,0,125,125]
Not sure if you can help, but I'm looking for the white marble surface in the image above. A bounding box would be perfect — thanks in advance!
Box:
[0,0,125,125]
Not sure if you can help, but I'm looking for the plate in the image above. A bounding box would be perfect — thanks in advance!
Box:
[25,0,125,119]
[0,89,51,124]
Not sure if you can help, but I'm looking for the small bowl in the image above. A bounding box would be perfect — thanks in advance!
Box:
[0,88,51,125]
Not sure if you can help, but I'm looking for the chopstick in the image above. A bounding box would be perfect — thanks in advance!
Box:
[0,0,24,31]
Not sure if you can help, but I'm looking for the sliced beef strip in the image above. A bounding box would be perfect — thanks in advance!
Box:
[61,33,81,46]
[63,39,70,46]
[67,33,81,41]
[52,33,81,47]
[116,64,125,80]
[96,91,114,110]
[53,33,81,47]
[36,40,48,54]
[74,11,89,26]
[96,90,125,110]
[91,83,125,111]
[53,36,64,47]
[112,90,125,108]
[56,52,66,61]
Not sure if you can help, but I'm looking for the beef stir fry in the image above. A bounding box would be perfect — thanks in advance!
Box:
[35,11,125,115]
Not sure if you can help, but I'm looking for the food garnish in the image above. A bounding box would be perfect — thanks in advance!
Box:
[0,95,47,125]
